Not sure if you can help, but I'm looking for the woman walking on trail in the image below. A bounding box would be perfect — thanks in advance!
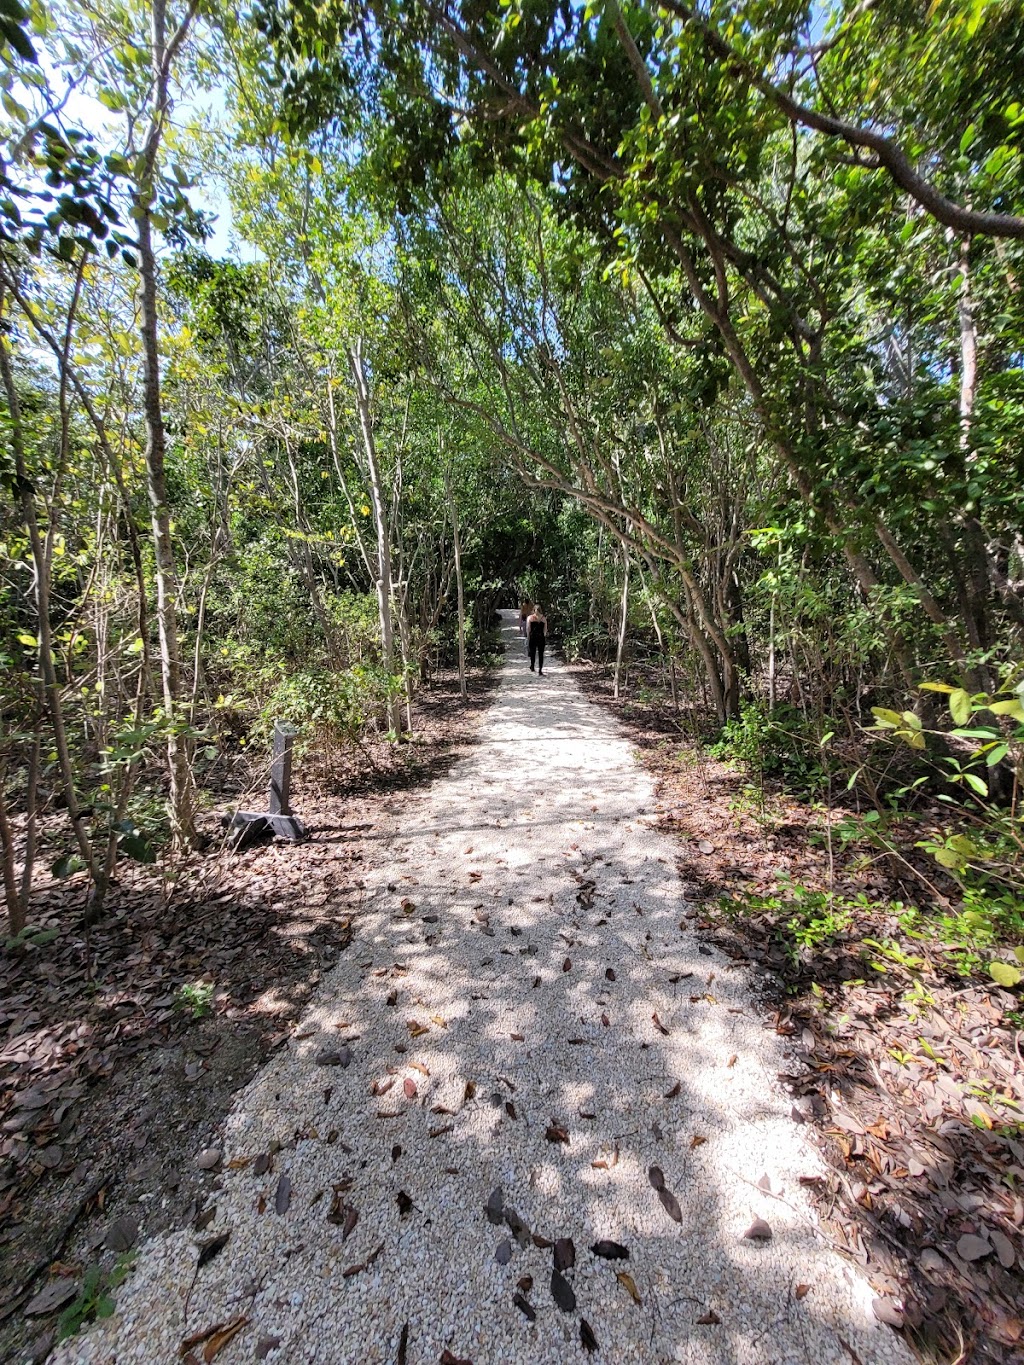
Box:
[527,604,547,674]
[519,599,532,636]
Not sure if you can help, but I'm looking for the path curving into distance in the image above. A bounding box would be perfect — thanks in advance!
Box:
[55,612,912,1365]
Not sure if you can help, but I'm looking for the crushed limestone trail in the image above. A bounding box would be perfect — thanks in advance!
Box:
[56,613,911,1365]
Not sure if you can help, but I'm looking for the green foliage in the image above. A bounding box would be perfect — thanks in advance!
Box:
[57,1255,135,1343]
[708,702,828,796]
[256,664,404,753]
[719,877,865,960]
[3,922,59,951]
[173,981,215,1020]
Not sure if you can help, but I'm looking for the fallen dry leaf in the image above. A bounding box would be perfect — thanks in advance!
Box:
[696,1309,721,1325]
[403,1078,418,1099]
[513,1292,535,1321]
[592,1239,629,1260]
[743,1217,772,1241]
[956,1233,991,1262]
[341,1241,384,1277]
[871,1297,904,1329]
[652,1013,669,1036]
[553,1237,575,1271]
[658,1187,683,1223]
[580,1318,598,1353]
[616,1271,642,1305]
[196,1231,230,1269]
[648,1165,666,1191]
[690,1134,707,1149]
[485,1187,504,1224]
[274,1174,291,1215]
[179,1315,248,1362]
[726,1054,737,1068]
[795,1284,811,1300]
[664,1081,681,1099]
[551,1267,576,1313]
[990,1229,1015,1269]
[24,1278,79,1316]
[546,1122,569,1145]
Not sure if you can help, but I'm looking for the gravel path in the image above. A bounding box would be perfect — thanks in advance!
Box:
[55,613,912,1365]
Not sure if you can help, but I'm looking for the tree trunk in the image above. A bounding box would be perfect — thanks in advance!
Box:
[613,542,630,700]
[0,333,104,911]
[349,341,402,732]
[137,208,197,848]
[135,0,198,849]
[444,463,468,700]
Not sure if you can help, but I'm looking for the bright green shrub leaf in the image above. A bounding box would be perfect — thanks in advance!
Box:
[871,707,902,728]
[949,689,972,725]
[947,835,977,857]
[987,699,1024,720]
[988,962,1022,988]
[933,847,965,870]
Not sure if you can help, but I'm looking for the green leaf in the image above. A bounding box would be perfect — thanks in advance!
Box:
[949,689,972,725]
[987,699,1024,719]
[16,632,36,646]
[946,835,977,857]
[118,831,156,863]
[932,847,965,869]
[962,773,988,797]
[985,743,1009,767]
[919,682,956,693]
[870,707,902,728]
[988,961,1022,989]
[50,853,85,878]
[959,123,977,154]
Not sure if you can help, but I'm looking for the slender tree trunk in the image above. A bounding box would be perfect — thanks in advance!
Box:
[137,208,196,848]
[0,739,25,934]
[0,333,104,910]
[135,0,199,849]
[613,542,630,700]
[349,341,402,732]
[444,463,468,700]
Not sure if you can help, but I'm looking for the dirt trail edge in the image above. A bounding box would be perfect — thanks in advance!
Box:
[53,613,913,1365]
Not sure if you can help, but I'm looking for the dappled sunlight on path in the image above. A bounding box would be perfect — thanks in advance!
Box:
[55,613,913,1364]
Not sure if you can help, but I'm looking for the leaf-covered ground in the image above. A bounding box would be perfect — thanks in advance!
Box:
[0,667,497,1364]
[569,662,1024,1364]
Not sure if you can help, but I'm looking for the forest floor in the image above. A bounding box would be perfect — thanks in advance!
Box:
[35,613,914,1365]
[0,665,497,1365]
[569,661,1024,1364]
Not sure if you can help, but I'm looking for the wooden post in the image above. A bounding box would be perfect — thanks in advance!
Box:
[269,722,294,815]
[229,720,307,845]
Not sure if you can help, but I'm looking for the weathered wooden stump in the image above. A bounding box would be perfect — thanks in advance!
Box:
[229,722,309,846]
